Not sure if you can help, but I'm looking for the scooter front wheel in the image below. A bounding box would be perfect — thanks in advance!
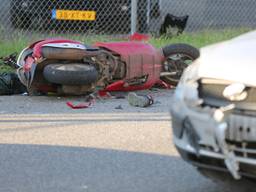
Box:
[161,44,200,86]
[43,63,98,85]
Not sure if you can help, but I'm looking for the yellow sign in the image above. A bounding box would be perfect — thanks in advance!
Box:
[55,10,96,21]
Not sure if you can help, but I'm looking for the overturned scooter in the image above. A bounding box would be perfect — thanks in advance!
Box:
[17,38,199,95]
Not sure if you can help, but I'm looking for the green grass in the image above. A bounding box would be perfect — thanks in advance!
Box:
[0,65,13,73]
[0,28,252,72]
[149,28,252,48]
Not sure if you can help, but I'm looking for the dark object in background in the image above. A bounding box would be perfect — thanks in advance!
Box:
[10,0,160,34]
[0,73,27,95]
[160,14,189,36]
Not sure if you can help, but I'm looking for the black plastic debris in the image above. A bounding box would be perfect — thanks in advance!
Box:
[0,72,27,95]
[0,53,19,69]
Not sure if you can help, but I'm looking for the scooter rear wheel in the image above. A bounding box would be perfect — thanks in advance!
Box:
[161,44,199,86]
[43,63,98,85]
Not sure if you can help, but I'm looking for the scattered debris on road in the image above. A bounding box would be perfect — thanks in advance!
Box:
[0,52,18,69]
[127,92,154,108]
[66,101,94,109]
[0,72,26,95]
[115,105,123,110]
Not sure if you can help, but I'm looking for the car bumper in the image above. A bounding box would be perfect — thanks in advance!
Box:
[171,95,256,179]
[176,144,256,179]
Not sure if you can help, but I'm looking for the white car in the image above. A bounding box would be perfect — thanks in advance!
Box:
[171,30,256,183]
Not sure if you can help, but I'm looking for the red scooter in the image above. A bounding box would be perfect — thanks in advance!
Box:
[17,38,199,95]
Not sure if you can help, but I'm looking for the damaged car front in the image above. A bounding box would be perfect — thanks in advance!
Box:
[171,31,256,181]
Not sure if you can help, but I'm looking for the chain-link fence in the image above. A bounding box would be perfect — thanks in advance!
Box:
[0,0,256,39]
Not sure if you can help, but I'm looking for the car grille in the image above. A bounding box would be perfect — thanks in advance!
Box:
[197,78,256,157]
[227,113,256,141]
[227,141,256,159]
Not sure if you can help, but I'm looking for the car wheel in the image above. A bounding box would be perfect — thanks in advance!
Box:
[161,43,200,86]
[43,64,98,85]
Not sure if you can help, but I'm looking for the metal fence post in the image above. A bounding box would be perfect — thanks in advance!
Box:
[131,0,137,34]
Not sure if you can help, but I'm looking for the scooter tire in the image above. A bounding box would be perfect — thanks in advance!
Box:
[43,63,98,85]
[161,44,200,86]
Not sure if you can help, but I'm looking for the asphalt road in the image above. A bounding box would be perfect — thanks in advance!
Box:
[0,90,242,192]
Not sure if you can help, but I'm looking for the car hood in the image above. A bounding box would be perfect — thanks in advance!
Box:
[195,31,256,86]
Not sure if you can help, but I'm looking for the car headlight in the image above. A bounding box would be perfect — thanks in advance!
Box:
[223,83,248,101]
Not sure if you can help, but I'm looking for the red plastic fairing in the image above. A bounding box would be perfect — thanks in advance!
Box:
[103,79,157,92]
[32,38,84,59]
[24,56,35,72]
[95,41,164,91]
[94,41,159,58]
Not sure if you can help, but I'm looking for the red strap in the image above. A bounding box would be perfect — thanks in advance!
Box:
[66,101,93,109]
[157,80,172,89]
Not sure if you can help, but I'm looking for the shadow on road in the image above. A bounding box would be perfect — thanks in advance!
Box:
[0,143,228,192]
